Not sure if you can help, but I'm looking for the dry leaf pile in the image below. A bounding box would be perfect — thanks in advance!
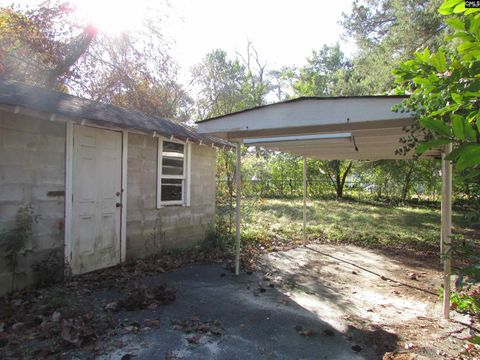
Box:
[171,317,223,345]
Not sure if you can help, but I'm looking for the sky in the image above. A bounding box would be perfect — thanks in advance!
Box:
[162,0,356,75]
[2,0,356,82]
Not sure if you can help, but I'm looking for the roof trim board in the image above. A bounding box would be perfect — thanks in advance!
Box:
[196,95,409,123]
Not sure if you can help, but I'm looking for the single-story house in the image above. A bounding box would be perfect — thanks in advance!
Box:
[0,80,229,294]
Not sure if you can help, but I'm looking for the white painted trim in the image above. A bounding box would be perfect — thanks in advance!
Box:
[235,142,241,275]
[243,132,352,144]
[156,137,163,208]
[121,131,128,263]
[303,157,307,244]
[186,142,192,207]
[162,200,184,206]
[64,121,74,271]
[441,143,453,319]
[156,137,190,208]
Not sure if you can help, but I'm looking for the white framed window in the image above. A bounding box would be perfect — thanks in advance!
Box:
[157,138,191,207]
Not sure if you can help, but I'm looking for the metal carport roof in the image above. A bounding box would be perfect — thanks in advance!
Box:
[197,96,441,159]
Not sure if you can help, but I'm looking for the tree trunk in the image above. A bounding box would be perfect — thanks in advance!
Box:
[336,176,343,198]
[401,165,414,202]
[45,25,97,89]
[336,161,353,198]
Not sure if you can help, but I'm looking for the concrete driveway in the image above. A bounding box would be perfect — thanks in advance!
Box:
[1,244,471,359]
[100,263,371,360]
[68,244,465,360]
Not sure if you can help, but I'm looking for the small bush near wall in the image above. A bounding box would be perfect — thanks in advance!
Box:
[0,204,38,292]
[32,248,64,288]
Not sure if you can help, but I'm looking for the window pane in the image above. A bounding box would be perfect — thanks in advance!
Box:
[161,178,183,201]
[162,141,184,175]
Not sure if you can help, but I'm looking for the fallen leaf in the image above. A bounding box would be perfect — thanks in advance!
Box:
[144,319,160,327]
[407,272,418,280]
[351,345,362,352]
[105,302,118,311]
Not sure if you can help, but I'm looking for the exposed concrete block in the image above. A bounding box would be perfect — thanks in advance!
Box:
[126,136,216,259]
[0,165,35,185]
[0,114,41,132]
[0,113,66,294]
[36,233,62,251]
[31,185,65,201]
[2,129,43,150]
[36,202,64,219]
[39,121,65,137]
[43,135,66,154]
[29,151,64,167]
[34,167,65,186]
[128,133,147,147]
[0,185,24,202]
[0,204,25,224]
[0,150,30,166]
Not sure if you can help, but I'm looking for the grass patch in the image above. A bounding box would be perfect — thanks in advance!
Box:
[241,198,475,253]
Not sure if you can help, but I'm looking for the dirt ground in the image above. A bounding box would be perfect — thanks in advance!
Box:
[259,244,478,359]
[0,244,478,359]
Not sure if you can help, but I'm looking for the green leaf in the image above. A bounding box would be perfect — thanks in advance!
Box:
[465,122,478,141]
[414,48,431,63]
[451,114,466,140]
[469,336,480,345]
[456,144,480,170]
[419,117,452,137]
[445,17,465,31]
[465,8,480,15]
[413,77,431,86]
[445,146,463,161]
[430,104,460,116]
[453,2,466,14]
[458,41,479,53]
[451,92,463,103]
[430,51,447,73]
[438,0,463,15]
[468,13,480,34]
[416,138,451,155]
[463,168,480,180]
[446,31,475,42]
[447,143,480,161]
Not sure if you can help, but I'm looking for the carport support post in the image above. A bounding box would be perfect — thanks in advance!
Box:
[441,143,453,319]
[303,157,307,244]
[235,142,241,275]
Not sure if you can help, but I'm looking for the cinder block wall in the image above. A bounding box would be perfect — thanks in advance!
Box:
[0,111,66,293]
[126,134,216,259]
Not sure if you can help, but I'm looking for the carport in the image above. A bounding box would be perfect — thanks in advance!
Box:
[196,96,453,318]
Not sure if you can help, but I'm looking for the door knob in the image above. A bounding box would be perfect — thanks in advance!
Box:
[116,202,122,208]
[116,192,121,196]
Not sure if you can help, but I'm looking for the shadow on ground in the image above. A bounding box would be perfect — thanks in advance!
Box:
[87,264,396,360]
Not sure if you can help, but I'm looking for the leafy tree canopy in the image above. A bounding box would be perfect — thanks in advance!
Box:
[393,0,480,172]
[341,0,446,93]
[0,1,190,121]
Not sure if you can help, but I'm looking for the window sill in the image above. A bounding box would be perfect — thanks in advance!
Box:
[157,203,190,209]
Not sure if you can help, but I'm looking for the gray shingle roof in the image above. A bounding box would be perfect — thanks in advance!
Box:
[0,80,231,148]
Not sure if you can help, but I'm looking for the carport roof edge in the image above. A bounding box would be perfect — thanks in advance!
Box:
[196,95,442,160]
[196,95,409,123]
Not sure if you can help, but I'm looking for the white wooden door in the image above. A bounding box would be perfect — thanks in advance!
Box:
[71,125,122,274]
